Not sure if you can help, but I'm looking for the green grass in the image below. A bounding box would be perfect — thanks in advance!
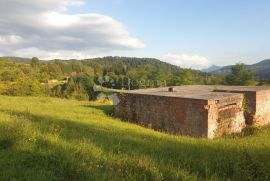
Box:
[0,96,270,181]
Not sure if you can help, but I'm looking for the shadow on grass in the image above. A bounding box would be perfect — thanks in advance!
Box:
[1,109,270,180]
[0,139,13,150]
[225,126,260,138]
[0,138,155,181]
[82,104,114,115]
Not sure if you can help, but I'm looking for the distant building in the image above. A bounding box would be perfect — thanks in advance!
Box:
[114,85,270,138]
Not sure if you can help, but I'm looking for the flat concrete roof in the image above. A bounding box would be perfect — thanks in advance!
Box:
[120,85,270,101]
[212,85,270,92]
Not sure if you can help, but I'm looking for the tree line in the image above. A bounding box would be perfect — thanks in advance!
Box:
[0,56,257,100]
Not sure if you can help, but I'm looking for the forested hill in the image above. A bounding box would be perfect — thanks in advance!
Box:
[6,56,188,73]
[0,56,222,100]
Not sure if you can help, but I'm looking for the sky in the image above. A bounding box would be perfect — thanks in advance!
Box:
[0,0,270,69]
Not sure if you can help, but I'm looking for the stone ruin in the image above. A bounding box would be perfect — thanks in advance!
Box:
[113,85,270,138]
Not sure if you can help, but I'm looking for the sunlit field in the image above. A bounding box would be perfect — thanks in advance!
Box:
[0,95,270,180]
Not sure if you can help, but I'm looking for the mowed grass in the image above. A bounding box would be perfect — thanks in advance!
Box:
[0,96,270,181]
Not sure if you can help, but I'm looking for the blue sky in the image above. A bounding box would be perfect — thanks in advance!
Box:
[74,0,270,66]
[0,0,270,69]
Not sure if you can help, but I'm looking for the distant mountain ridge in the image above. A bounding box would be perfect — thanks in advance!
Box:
[211,59,270,81]
[3,57,32,63]
[201,65,222,72]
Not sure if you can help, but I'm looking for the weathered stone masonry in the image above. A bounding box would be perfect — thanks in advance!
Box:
[114,86,270,138]
[214,86,270,126]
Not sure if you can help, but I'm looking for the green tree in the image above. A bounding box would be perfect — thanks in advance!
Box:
[31,57,40,68]
[225,63,256,85]
[180,69,194,85]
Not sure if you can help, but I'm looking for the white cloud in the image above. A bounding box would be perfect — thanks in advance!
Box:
[0,0,145,59]
[0,35,22,45]
[13,47,100,60]
[161,53,210,69]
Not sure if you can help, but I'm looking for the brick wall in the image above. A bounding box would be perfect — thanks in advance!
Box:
[207,96,245,138]
[215,89,270,126]
[114,92,245,138]
[255,90,270,126]
[114,93,208,136]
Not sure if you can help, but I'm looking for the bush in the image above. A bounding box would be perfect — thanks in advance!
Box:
[6,76,42,96]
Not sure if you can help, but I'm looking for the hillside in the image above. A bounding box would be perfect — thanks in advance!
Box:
[0,56,204,81]
[0,56,220,100]
[211,59,270,81]
[0,96,270,180]
[250,59,270,80]
[3,57,32,64]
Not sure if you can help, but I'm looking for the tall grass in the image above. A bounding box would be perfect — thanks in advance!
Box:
[0,95,269,180]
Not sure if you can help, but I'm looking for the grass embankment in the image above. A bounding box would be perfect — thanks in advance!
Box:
[0,96,270,181]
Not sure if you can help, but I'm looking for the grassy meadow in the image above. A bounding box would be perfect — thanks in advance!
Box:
[0,95,270,181]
